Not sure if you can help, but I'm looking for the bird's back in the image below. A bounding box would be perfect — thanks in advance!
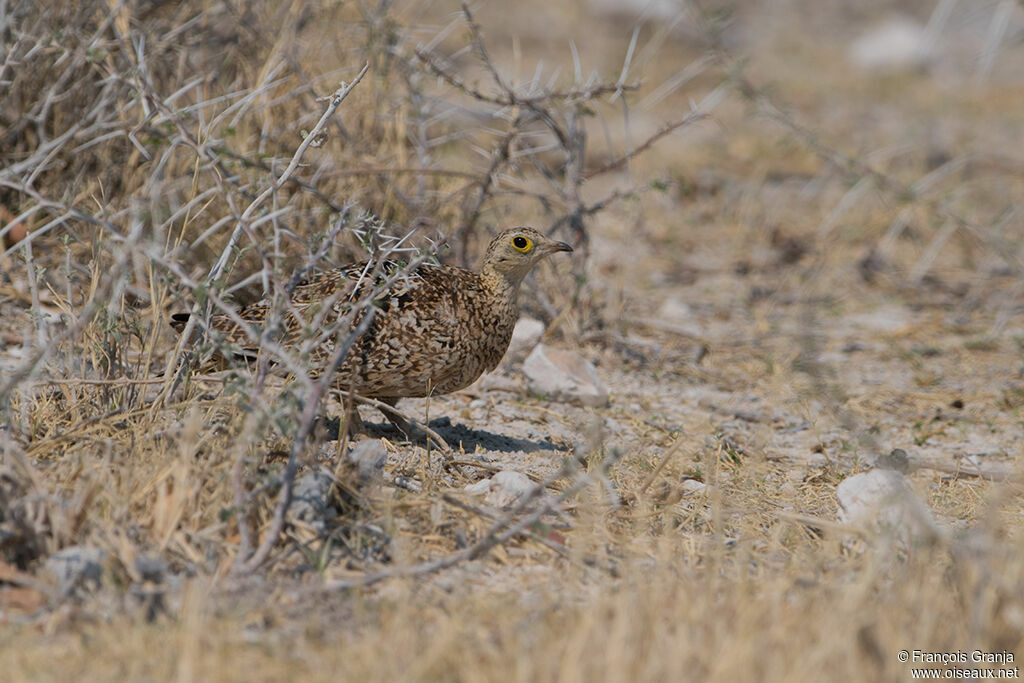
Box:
[185,261,519,398]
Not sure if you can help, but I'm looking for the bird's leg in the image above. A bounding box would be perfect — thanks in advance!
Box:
[376,397,415,439]
[335,391,367,438]
[376,398,451,452]
[345,406,368,437]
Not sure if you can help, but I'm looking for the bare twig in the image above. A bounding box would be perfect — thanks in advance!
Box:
[323,449,622,591]
[231,304,379,575]
[582,99,714,180]
[207,64,370,285]
[440,493,570,558]
[323,471,577,590]
[343,393,452,452]
[455,120,522,263]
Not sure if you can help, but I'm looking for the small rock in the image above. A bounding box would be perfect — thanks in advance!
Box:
[291,467,334,532]
[464,372,524,395]
[848,18,933,71]
[485,471,537,508]
[836,470,939,550]
[464,479,492,496]
[465,471,537,508]
[505,316,545,364]
[848,305,914,334]
[44,546,106,596]
[523,344,609,407]
[657,297,693,321]
[134,555,168,583]
[656,298,704,336]
[347,439,388,486]
[680,479,710,495]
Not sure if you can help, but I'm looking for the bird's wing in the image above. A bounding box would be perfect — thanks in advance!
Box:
[170,260,426,360]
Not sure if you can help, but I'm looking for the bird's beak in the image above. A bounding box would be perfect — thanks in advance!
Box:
[541,239,574,254]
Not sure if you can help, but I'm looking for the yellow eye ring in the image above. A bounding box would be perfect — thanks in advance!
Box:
[511,235,533,253]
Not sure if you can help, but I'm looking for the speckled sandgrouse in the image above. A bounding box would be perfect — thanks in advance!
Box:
[171,227,572,433]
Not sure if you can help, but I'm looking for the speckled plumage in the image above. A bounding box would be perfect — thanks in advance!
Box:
[171,227,572,402]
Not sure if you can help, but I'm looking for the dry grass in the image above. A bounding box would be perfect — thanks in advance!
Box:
[3,0,1024,680]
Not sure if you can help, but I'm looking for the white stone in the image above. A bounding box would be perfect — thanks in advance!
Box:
[505,316,545,364]
[485,470,537,508]
[655,297,704,337]
[657,297,694,321]
[836,469,939,549]
[463,372,524,395]
[348,439,388,485]
[680,479,709,494]
[464,471,537,508]
[291,467,334,532]
[849,18,933,71]
[846,305,914,334]
[522,344,609,407]
[464,478,492,495]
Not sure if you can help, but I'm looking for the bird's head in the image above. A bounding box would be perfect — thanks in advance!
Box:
[482,227,573,285]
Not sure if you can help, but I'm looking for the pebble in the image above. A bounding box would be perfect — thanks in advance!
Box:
[656,297,704,337]
[522,344,609,407]
[464,372,524,395]
[464,479,492,496]
[347,439,388,485]
[836,469,939,551]
[44,546,106,596]
[680,479,710,495]
[291,467,334,532]
[464,470,537,509]
[486,471,537,508]
[848,18,933,71]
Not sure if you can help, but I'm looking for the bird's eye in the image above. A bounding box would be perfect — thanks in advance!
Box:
[511,235,532,252]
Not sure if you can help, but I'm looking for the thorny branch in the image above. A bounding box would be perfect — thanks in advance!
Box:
[232,304,381,574]
[416,2,713,265]
[207,64,371,285]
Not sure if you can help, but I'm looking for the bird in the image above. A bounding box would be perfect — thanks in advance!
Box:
[170,227,573,436]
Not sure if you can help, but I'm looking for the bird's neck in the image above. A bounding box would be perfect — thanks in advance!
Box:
[479,267,522,302]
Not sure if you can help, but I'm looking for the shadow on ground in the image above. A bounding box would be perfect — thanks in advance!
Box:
[428,417,566,453]
[318,415,565,453]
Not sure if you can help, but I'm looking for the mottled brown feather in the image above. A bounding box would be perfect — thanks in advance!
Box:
[172,227,572,399]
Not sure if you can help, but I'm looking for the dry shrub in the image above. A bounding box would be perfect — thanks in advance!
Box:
[0,0,690,583]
